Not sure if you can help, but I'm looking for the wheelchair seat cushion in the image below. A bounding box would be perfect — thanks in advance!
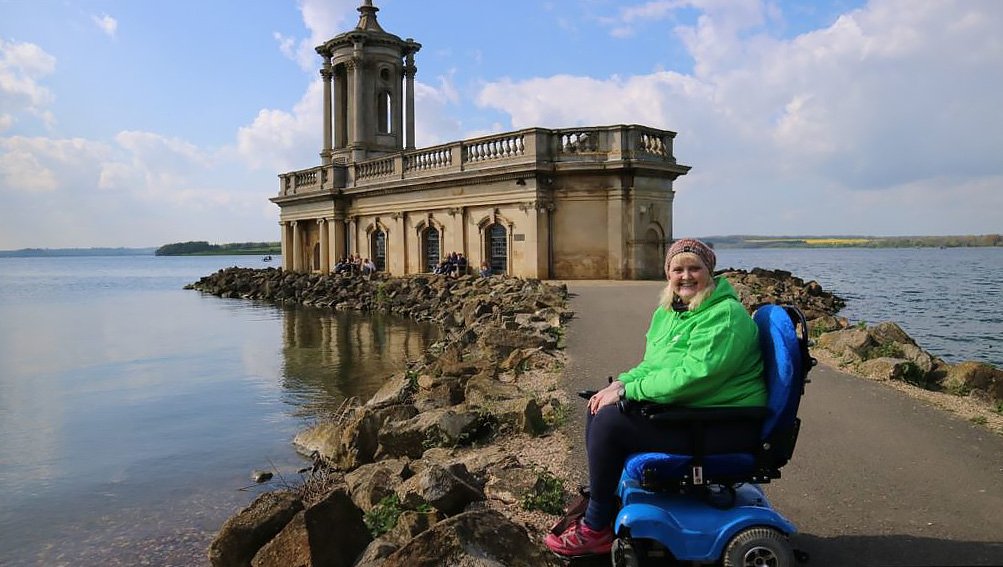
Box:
[624,452,756,483]
[625,452,692,481]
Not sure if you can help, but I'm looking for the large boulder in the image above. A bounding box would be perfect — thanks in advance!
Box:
[377,410,447,459]
[944,361,1003,404]
[464,373,521,405]
[208,491,303,567]
[859,357,916,382]
[816,328,873,362]
[395,461,484,516]
[385,509,446,545]
[345,459,410,513]
[251,485,371,567]
[366,373,415,408]
[293,408,382,471]
[381,508,560,567]
[353,539,399,567]
[490,397,546,435]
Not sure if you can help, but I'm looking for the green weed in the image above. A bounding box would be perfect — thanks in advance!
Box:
[364,494,403,537]
[521,470,565,515]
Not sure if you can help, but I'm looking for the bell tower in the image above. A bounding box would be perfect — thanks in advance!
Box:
[317,1,421,164]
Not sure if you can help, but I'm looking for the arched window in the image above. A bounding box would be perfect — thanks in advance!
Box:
[487,223,507,275]
[377,91,391,134]
[423,226,440,272]
[371,229,386,272]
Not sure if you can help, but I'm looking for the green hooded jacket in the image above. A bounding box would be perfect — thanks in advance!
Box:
[618,277,766,407]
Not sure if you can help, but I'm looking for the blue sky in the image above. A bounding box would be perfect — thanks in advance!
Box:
[1,0,1001,249]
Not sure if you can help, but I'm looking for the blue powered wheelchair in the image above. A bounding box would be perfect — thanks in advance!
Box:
[582,304,815,566]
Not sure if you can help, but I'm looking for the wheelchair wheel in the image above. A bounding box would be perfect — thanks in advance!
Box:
[722,527,794,567]
[611,537,640,567]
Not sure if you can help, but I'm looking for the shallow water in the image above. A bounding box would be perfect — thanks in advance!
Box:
[716,246,1003,368]
[0,256,438,566]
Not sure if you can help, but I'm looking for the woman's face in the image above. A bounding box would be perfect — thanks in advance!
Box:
[667,253,711,303]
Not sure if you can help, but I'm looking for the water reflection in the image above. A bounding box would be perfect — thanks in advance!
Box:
[278,306,438,418]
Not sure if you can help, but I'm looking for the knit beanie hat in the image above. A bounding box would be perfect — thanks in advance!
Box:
[665,238,716,274]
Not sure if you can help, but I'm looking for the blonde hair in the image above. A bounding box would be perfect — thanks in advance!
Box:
[659,252,716,311]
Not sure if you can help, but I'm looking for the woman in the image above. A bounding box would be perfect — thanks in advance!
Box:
[545,238,766,558]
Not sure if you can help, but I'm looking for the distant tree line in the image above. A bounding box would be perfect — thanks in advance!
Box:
[155,241,281,256]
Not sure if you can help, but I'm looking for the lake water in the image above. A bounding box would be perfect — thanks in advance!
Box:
[0,248,1000,565]
[0,256,439,566]
[714,246,1003,369]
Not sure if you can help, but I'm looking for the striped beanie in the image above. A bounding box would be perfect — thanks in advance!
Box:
[665,238,716,274]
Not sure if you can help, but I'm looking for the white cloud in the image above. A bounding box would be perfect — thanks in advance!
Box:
[476,0,1003,235]
[0,38,57,129]
[0,129,277,248]
[276,0,358,71]
[92,14,118,38]
[600,0,681,37]
[0,136,110,193]
[236,79,322,173]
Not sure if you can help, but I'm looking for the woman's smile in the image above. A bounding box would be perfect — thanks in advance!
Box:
[668,255,711,303]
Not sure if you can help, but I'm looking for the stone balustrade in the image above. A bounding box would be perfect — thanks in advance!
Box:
[278,124,678,194]
[355,156,396,180]
[464,133,526,162]
[280,165,325,195]
[404,145,453,172]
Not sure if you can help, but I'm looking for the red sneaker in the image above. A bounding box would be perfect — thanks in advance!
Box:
[544,519,613,558]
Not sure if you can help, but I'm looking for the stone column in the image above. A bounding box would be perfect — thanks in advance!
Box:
[330,218,346,264]
[350,44,364,157]
[320,55,333,166]
[280,221,290,271]
[404,52,416,150]
[349,217,358,255]
[334,66,346,149]
[318,218,330,274]
[607,190,627,280]
[291,221,302,272]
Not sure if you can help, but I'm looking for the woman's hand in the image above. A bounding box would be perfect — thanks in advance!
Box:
[588,381,624,415]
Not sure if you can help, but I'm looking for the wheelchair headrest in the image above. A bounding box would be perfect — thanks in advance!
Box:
[753,304,805,439]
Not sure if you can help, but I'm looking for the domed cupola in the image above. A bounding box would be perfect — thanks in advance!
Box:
[317,1,421,163]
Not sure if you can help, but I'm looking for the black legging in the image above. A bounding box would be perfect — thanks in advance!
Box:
[583,404,761,529]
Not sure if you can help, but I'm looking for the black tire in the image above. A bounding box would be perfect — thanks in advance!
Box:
[722,527,794,567]
[611,537,641,567]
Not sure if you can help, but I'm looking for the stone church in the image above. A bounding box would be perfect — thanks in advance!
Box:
[271,1,690,279]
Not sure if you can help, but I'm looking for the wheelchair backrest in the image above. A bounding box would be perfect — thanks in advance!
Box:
[753,304,810,441]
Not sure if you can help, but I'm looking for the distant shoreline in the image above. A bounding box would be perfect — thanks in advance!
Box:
[706,234,1001,249]
[3,234,1000,258]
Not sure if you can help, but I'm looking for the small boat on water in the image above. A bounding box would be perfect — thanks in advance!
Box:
[262,255,273,262]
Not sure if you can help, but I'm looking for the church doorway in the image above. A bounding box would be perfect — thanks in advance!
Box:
[487,223,507,274]
[422,227,440,272]
[371,229,386,271]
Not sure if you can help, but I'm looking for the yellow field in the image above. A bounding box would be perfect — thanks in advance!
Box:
[802,238,873,245]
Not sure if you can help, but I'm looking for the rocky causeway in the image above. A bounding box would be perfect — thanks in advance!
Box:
[186,267,1003,566]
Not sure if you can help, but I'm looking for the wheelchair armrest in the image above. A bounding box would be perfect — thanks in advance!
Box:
[621,400,769,423]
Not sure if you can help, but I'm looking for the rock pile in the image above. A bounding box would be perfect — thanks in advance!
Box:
[192,268,571,567]
[720,267,846,323]
[814,321,1003,405]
